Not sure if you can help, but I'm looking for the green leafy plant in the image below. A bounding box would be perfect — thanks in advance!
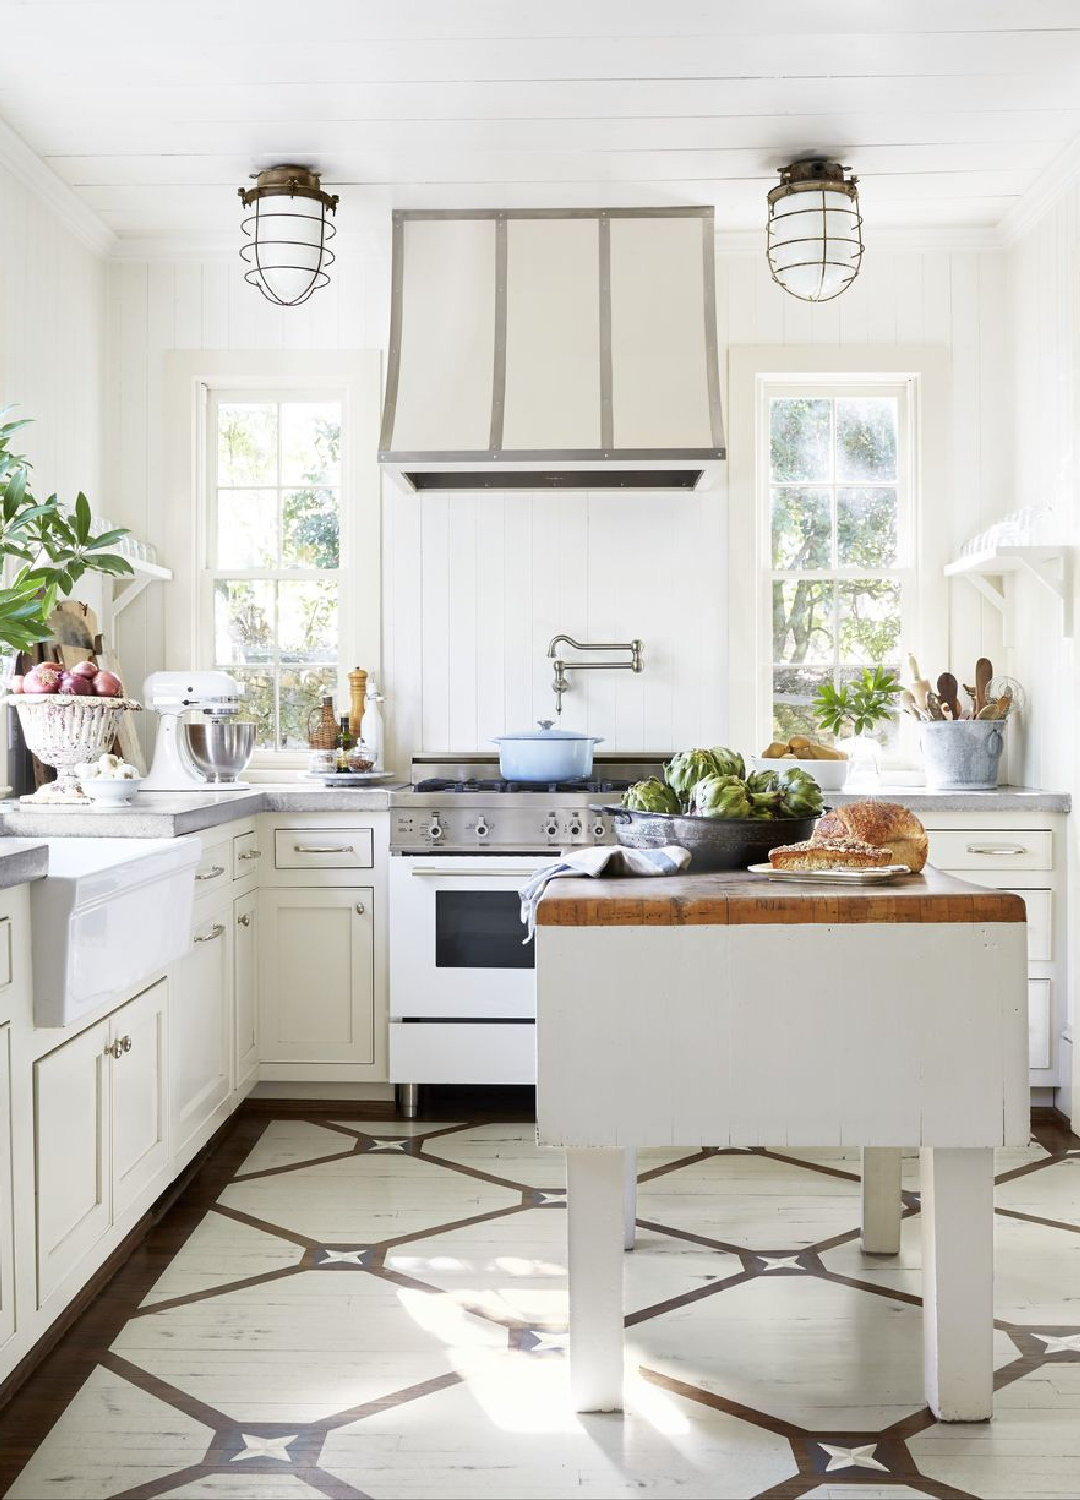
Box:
[0,410,131,653]
[812,665,901,739]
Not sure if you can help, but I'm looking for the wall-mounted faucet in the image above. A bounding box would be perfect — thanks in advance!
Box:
[546,635,644,715]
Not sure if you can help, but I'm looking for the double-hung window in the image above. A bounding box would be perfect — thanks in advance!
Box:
[207,391,344,752]
[765,382,913,743]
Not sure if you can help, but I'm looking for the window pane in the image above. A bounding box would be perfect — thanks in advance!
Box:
[771,486,831,570]
[214,579,275,665]
[837,579,902,664]
[835,397,897,482]
[282,489,339,569]
[769,397,831,482]
[217,403,276,485]
[279,666,338,749]
[773,579,834,665]
[837,486,898,568]
[281,402,342,485]
[230,667,275,749]
[216,489,277,568]
[277,579,338,663]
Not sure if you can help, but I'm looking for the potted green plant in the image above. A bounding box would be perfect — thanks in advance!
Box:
[812,665,901,791]
[0,410,137,798]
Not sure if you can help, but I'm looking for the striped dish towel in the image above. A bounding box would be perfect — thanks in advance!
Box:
[519,844,691,941]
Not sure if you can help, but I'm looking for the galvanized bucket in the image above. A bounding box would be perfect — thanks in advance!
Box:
[921,720,1005,791]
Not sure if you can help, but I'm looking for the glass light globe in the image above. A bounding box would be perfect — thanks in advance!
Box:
[767,162,863,303]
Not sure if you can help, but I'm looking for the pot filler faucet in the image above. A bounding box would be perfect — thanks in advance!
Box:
[547,635,644,716]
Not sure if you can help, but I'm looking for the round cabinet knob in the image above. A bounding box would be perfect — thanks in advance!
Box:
[238,912,251,927]
[356,901,366,915]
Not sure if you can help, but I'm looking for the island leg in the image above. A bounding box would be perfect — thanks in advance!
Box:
[861,1147,902,1254]
[624,1148,637,1250]
[566,1147,626,1412]
[920,1146,994,1420]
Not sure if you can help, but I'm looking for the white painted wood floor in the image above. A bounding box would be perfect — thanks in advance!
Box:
[8,1115,1080,1500]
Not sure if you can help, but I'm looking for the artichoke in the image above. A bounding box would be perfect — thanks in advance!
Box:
[692,774,752,820]
[664,748,722,804]
[710,746,746,781]
[777,766,824,819]
[622,777,681,815]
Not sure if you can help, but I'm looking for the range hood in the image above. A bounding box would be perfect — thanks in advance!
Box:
[378,207,724,491]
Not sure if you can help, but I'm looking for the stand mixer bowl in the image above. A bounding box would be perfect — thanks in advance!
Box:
[184,720,256,783]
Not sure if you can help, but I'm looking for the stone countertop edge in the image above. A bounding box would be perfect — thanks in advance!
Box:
[824,786,1071,812]
[0,839,49,886]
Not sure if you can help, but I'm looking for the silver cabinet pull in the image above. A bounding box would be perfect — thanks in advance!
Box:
[965,844,1028,856]
[104,1035,132,1060]
[293,843,355,855]
[237,912,252,927]
[238,849,262,861]
[195,922,226,943]
[196,864,225,881]
[355,901,366,915]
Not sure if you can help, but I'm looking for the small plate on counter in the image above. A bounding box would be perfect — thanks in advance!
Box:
[301,771,399,786]
[746,862,913,884]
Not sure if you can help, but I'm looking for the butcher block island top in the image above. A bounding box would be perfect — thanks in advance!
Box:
[535,864,1027,927]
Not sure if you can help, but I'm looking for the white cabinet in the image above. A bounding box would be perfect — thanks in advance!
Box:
[234,888,258,1090]
[34,981,170,1307]
[258,888,375,1064]
[170,896,233,1166]
[0,1025,14,1349]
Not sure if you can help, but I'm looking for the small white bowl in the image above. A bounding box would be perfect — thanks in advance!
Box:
[81,777,142,807]
[748,755,849,791]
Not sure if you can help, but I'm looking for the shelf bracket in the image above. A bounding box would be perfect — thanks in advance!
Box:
[1017,552,1074,637]
[960,572,1007,617]
[109,573,153,650]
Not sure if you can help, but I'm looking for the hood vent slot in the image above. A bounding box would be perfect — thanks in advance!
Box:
[379,208,724,492]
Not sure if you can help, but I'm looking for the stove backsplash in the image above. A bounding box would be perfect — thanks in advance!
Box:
[384,487,728,764]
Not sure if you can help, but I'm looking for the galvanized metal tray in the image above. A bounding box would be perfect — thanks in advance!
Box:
[746,862,912,884]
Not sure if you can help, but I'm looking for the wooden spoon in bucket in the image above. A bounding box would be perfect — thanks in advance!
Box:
[975,657,993,716]
[936,672,962,720]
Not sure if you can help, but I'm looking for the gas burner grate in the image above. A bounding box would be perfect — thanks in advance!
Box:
[412,776,636,795]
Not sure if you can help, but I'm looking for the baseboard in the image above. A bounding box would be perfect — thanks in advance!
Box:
[247,1081,396,1102]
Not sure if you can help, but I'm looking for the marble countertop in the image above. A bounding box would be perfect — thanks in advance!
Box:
[0,783,404,839]
[0,838,49,887]
[824,785,1071,812]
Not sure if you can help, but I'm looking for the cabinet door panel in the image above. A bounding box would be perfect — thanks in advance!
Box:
[0,1026,13,1347]
[113,981,169,1218]
[259,889,374,1063]
[171,902,233,1161]
[234,890,258,1089]
[35,1020,110,1306]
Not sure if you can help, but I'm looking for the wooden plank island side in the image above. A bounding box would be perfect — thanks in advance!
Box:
[535,865,1027,928]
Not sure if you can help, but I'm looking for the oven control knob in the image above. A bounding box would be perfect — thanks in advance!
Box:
[593,819,606,838]
[427,816,444,841]
[568,820,582,838]
[544,816,560,838]
[475,818,489,839]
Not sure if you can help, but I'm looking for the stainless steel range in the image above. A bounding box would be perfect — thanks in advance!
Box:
[388,751,668,1115]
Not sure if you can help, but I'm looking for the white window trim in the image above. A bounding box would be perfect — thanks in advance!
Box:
[727,345,950,757]
[164,350,382,769]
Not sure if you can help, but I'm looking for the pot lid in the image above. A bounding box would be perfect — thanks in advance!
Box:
[493,720,604,743]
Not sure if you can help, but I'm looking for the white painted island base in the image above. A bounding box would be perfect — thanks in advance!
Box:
[535,869,1029,1422]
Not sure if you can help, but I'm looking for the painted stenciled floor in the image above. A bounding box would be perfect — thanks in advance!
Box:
[6,1114,1080,1500]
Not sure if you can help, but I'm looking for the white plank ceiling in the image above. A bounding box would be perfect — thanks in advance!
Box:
[2,0,1080,248]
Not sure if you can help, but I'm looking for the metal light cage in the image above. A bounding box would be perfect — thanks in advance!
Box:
[766,158,863,304]
[238,165,339,308]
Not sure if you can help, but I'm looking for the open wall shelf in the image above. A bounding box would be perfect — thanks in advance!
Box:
[944,544,1074,644]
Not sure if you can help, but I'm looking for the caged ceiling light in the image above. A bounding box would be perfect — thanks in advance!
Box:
[766,157,863,303]
[238,164,339,307]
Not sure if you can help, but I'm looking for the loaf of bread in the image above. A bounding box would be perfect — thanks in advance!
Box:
[769,837,892,871]
[812,801,928,872]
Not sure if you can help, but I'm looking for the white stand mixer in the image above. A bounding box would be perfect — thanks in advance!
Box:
[143,671,255,792]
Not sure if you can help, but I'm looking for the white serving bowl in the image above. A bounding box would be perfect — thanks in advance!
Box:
[82,776,142,807]
[748,754,849,792]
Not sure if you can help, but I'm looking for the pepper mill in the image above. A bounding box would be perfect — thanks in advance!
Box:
[348,668,368,743]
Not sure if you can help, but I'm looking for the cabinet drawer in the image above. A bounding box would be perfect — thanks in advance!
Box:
[1029,978,1052,1072]
[0,919,12,990]
[274,828,374,871]
[232,830,262,881]
[942,873,1052,962]
[927,828,1052,872]
[193,844,231,898]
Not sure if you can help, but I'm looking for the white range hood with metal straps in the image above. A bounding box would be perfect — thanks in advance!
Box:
[378,207,724,492]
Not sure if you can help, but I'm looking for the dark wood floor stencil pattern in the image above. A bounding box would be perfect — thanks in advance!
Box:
[1,1109,1079,1499]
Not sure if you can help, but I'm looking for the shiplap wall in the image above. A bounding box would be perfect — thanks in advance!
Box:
[104,235,1010,763]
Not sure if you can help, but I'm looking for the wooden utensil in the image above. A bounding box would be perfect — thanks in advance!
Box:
[975,658,993,716]
[908,654,931,713]
[925,691,945,720]
[936,672,962,721]
[900,688,920,718]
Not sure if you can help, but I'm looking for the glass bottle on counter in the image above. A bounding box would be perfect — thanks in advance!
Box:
[336,714,352,772]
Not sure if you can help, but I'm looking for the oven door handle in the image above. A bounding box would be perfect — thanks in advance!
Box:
[408,866,542,878]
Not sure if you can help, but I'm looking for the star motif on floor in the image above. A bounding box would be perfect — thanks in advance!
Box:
[533,1191,565,1206]
[231,1432,299,1463]
[1034,1332,1080,1354]
[522,1327,567,1353]
[318,1247,372,1267]
[757,1254,805,1272]
[819,1442,888,1473]
[365,1138,411,1153]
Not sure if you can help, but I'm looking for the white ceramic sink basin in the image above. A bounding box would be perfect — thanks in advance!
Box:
[31,836,202,1027]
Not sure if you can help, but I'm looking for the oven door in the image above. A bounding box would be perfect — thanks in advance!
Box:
[388,854,546,1020]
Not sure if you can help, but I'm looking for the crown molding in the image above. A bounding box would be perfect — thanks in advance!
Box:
[0,117,114,257]
[998,130,1080,247]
